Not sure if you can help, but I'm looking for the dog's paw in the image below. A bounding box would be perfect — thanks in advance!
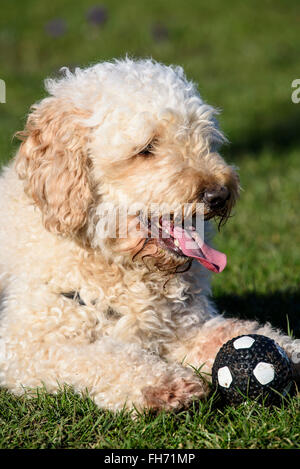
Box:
[141,374,208,411]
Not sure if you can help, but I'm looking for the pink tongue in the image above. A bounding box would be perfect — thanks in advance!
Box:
[163,222,226,273]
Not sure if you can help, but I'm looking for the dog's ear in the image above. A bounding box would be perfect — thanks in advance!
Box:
[15,97,93,235]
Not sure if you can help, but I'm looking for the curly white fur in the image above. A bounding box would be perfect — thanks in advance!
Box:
[0,58,298,412]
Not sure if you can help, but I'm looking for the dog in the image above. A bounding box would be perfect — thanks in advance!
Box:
[0,58,298,411]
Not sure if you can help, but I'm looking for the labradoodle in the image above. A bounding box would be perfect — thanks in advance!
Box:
[0,58,298,411]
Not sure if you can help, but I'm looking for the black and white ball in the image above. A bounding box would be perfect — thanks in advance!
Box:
[212,334,293,405]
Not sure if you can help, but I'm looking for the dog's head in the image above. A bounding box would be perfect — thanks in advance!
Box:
[15,58,239,274]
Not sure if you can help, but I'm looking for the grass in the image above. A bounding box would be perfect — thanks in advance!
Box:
[0,0,299,450]
[0,387,299,449]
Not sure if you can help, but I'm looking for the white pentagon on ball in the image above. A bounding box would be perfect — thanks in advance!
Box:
[233,336,255,350]
[217,366,233,388]
[253,362,275,385]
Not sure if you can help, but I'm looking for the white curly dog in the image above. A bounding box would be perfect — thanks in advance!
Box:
[0,58,298,411]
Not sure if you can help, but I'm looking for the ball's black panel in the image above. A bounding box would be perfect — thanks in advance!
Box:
[212,334,293,405]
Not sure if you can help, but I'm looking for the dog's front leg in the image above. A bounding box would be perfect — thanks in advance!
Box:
[0,287,209,412]
[166,316,300,381]
[0,334,209,412]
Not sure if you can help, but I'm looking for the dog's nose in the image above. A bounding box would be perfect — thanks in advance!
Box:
[203,186,229,209]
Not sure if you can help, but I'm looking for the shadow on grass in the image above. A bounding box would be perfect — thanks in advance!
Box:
[215,289,300,338]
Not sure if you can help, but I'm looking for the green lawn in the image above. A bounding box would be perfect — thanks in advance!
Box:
[0,387,299,449]
[0,0,299,450]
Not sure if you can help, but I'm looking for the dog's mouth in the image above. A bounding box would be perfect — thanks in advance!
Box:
[142,217,227,273]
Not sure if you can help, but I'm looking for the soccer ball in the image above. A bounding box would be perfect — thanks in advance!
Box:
[212,334,293,405]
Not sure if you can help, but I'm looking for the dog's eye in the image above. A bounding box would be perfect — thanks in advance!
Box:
[139,140,156,156]
[139,143,153,156]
